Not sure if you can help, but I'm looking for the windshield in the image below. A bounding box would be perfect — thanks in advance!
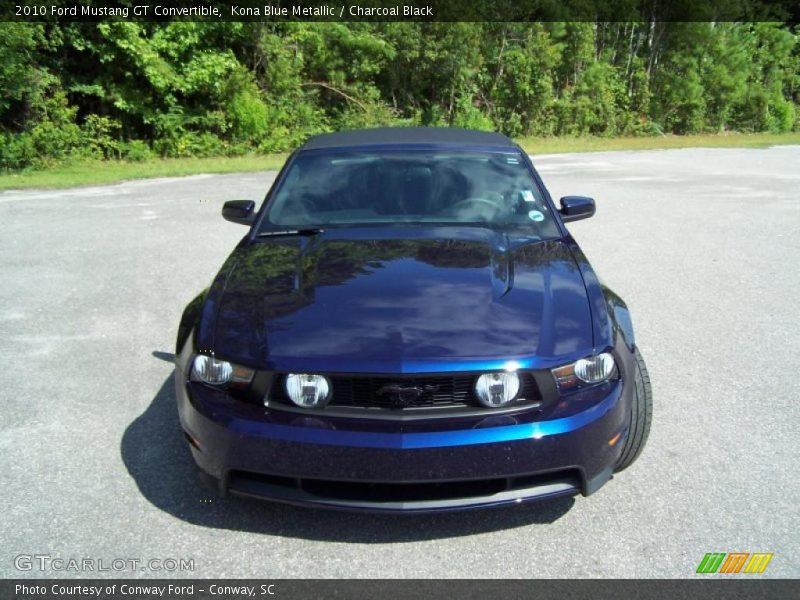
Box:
[260,149,559,236]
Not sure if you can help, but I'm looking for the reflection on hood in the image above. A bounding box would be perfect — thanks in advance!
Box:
[213,229,592,371]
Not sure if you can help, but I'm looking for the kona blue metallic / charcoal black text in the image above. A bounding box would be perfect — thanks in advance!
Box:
[175,127,652,512]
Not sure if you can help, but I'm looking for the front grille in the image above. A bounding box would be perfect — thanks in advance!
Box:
[271,373,540,410]
[228,469,581,505]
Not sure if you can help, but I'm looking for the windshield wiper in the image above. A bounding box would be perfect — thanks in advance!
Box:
[257,228,325,237]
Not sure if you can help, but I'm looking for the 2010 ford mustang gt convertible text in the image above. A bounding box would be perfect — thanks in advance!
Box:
[175,127,652,512]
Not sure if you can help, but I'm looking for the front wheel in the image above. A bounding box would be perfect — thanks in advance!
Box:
[614,348,652,472]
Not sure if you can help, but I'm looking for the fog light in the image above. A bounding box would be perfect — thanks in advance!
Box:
[285,374,331,408]
[475,372,520,407]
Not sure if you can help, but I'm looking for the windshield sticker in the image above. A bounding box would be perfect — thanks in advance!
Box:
[521,190,536,202]
[506,157,519,164]
[528,210,545,222]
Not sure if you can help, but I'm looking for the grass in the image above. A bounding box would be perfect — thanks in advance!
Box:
[2,131,799,191]
[517,131,800,154]
[0,154,287,192]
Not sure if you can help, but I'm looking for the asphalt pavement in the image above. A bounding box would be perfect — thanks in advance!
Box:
[1,146,798,578]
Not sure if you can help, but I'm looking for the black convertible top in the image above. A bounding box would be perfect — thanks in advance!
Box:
[301,127,515,150]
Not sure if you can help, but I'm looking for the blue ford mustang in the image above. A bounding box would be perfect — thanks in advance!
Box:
[175,127,652,512]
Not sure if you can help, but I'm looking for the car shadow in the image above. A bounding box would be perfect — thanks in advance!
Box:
[121,356,575,542]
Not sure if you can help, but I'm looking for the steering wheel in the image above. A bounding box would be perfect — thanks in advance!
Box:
[449,196,505,216]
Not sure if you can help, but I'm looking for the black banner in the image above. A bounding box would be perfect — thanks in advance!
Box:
[3,0,800,22]
[2,579,800,600]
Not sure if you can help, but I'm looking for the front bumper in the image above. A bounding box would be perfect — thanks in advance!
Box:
[176,368,630,513]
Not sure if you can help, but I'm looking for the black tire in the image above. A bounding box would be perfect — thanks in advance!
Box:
[614,347,652,472]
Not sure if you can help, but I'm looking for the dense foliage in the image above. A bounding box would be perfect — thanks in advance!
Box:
[1,21,798,169]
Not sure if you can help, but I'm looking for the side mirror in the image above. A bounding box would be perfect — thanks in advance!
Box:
[559,196,595,223]
[222,200,256,225]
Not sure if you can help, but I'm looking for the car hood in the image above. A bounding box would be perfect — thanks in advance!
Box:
[213,227,593,372]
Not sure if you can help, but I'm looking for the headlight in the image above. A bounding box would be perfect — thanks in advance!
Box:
[474,372,520,407]
[551,352,616,391]
[191,355,254,387]
[285,374,331,408]
[575,353,615,383]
